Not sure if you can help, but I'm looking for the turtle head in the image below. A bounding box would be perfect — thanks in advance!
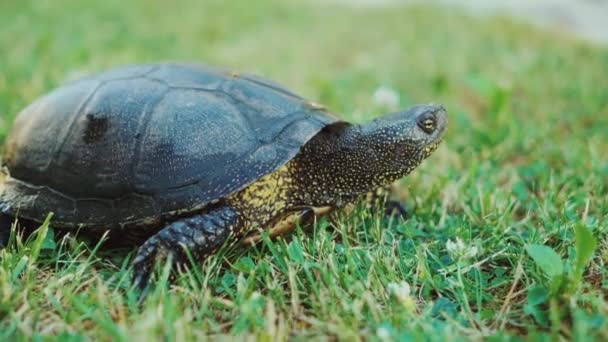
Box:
[360,104,447,182]
[291,103,446,206]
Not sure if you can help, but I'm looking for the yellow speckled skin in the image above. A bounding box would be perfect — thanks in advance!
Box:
[228,162,394,243]
[227,164,296,237]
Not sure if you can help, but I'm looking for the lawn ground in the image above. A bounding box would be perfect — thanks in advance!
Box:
[1,0,607,340]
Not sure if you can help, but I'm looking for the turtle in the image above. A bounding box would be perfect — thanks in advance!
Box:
[0,63,446,289]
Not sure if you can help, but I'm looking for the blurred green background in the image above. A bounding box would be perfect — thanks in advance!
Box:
[1,0,607,340]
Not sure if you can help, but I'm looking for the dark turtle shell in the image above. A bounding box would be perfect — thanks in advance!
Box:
[0,63,339,228]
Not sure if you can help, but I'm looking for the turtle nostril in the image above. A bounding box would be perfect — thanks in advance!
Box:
[417,112,436,134]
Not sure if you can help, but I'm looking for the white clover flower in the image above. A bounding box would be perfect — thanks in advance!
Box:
[446,238,464,254]
[387,281,416,312]
[376,326,392,341]
[387,281,411,301]
[250,291,261,300]
[468,245,479,258]
[446,238,478,260]
[372,86,400,110]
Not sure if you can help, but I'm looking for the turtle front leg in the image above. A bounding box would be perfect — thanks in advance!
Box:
[132,204,242,291]
[366,185,408,220]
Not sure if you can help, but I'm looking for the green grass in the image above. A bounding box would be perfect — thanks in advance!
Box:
[1,0,608,340]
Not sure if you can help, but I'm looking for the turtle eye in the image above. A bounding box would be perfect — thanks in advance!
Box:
[416,111,437,134]
[418,117,436,134]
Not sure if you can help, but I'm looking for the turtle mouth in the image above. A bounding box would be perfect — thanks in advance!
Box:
[420,138,443,159]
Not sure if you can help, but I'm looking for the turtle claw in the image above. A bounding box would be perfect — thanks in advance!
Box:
[133,273,150,298]
[132,252,154,295]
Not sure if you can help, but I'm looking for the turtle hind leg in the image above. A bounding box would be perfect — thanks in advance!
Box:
[132,204,242,291]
